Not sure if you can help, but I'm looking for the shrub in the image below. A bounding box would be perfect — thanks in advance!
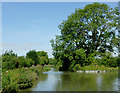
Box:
[17,73,33,89]
[27,58,34,66]
[42,66,51,71]
[18,57,33,68]
[73,64,81,71]
[2,71,19,93]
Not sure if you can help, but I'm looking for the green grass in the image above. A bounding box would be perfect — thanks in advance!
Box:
[80,65,118,71]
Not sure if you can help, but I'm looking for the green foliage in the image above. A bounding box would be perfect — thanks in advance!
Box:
[37,51,49,65]
[2,65,48,93]
[26,50,39,66]
[2,50,18,70]
[29,65,42,76]
[74,48,86,67]
[80,65,118,70]
[108,57,118,67]
[18,56,34,68]
[50,3,119,71]
[48,58,56,65]
[2,56,18,70]
[2,50,17,57]
[39,56,48,65]
[26,50,49,66]
[2,50,50,69]
[27,58,35,66]
[2,52,35,70]
[42,66,51,71]
[73,64,81,71]
[17,72,33,89]
[2,71,19,93]
[37,51,48,57]
[18,56,27,67]
[98,52,118,67]
[86,51,99,66]
[117,55,120,67]
[2,50,52,92]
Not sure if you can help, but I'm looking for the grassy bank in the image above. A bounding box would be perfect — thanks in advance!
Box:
[76,65,118,71]
[55,64,118,72]
[2,65,51,93]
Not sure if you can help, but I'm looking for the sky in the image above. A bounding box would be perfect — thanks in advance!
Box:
[2,2,118,58]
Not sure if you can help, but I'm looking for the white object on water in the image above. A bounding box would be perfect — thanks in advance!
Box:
[77,70,106,73]
[77,70,84,73]
[85,70,89,73]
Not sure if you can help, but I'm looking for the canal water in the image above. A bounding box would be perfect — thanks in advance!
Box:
[24,68,119,91]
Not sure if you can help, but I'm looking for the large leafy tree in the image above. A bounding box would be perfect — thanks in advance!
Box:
[50,3,119,71]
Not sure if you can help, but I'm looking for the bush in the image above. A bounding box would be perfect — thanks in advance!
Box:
[18,57,33,68]
[39,56,48,65]
[108,57,118,67]
[42,66,51,71]
[27,58,34,66]
[17,73,33,89]
[2,51,18,70]
[73,64,81,71]
[2,56,18,70]
[2,62,8,70]
[2,65,44,92]
[99,52,118,67]
[2,71,19,93]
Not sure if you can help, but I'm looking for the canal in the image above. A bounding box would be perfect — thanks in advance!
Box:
[24,68,119,91]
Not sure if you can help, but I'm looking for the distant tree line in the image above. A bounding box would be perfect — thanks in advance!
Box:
[2,50,55,70]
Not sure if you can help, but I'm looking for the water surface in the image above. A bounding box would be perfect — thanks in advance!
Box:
[25,68,119,91]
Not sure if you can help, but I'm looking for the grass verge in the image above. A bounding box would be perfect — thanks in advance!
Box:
[2,65,51,93]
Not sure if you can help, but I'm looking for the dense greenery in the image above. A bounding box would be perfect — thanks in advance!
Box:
[2,50,54,70]
[2,65,51,93]
[2,50,54,92]
[26,50,39,66]
[50,3,119,71]
[37,51,49,66]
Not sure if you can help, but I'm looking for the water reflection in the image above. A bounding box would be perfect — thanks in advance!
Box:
[55,72,98,91]
[26,69,118,91]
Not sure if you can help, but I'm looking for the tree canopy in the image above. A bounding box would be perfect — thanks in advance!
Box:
[50,3,119,71]
[37,51,49,65]
[26,50,39,66]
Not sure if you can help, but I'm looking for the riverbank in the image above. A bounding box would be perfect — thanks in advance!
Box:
[79,65,118,71]
[2,65,51,93]
[76,65,118,73]
[56,65,118,72]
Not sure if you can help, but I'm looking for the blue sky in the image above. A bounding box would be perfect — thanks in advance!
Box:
[2,2,118,58]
